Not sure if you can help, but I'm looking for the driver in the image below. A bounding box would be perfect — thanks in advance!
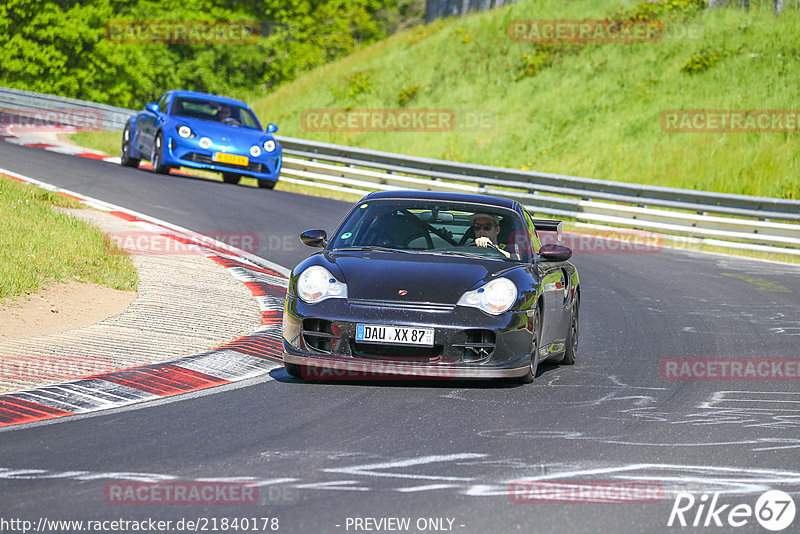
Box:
[469,213,515,259]
[218,105,232,121]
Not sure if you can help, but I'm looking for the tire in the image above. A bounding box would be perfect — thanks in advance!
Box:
[222,173,241,184]
[120,123,140,168]
[258,180,276,189]
[150,132,170,175]
[561,297,579,365]
[284,362,302,378]
[517,305,541,384]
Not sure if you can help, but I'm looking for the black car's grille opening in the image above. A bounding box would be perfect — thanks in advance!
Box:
[302,319,339,353]
[182,152,269,173]
[348,299,456,313]
[350,341,442,361]
[453,329,496,362]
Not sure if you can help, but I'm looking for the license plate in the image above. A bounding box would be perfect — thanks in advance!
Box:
[213,152,249,166]
[356,324,434,346]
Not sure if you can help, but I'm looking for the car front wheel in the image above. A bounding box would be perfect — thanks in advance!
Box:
[222,173,240,184]
[517,305,540,384]
[120,123,140,168]
[284,362,301,378]
[151,132,170,175]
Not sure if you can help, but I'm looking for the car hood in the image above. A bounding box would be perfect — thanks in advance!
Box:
[327,250,516,303]
[173,117,269,146]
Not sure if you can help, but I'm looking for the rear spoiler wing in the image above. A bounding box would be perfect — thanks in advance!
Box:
[532,219,562,241]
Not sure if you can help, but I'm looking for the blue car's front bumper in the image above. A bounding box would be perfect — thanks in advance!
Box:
[162,135,282,184]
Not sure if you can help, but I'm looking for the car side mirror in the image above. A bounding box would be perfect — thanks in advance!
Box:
[539,243,572,262]
[266,123,278,133]
[300,229,327,248]
[145,103,159,114]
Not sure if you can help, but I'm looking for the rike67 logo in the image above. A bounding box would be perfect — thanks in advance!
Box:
[668,490,796,531]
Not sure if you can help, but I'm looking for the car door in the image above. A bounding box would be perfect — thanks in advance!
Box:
[523,210,570,357]
[135,93,168,157]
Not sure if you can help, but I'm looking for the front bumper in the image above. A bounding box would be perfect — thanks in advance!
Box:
[283,350,530,379]
[282,295,534,380]
[163,135,282,182]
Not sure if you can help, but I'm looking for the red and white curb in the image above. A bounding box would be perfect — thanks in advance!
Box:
[0,126,121,163]
[0,168,290,429]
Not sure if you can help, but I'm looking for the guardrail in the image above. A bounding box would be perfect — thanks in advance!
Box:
[277,136,800,254]
[2,87,799,256]
[0,87,135,130]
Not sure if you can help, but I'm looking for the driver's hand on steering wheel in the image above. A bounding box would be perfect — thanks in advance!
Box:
[474,236,512,258]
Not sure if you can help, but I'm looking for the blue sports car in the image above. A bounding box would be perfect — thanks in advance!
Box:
[121,90,282,189]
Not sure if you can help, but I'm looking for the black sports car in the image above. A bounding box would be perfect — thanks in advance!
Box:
[281,191,580,383]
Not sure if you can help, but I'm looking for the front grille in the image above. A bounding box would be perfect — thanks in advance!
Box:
[348,299,455,313]
[350,341,442,361]
[453,329,496,362]
[183,152,269,173]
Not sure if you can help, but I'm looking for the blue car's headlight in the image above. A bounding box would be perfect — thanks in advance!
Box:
[199,137,212,149]
[297,266,347,304]
[250,145,262,158]
[177,125,194,138]
[263,139,276,152]
[457,278,517,315]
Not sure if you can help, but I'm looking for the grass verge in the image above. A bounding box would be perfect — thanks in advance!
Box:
[0,175,138,302]
[69,130,120,157]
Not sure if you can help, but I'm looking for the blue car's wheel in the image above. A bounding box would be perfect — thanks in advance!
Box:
[258,180,276,190]
[120,123,140,168]
[151,132,170,175]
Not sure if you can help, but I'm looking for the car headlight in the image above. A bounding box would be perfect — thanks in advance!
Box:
[263,139,276,152]
[199,137,212,149]
[297,266,347,304]
[177,125,194,138]
[457,278,517,315]
[250,145,261,158]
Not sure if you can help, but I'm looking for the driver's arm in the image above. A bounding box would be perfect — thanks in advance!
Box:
[475,236,512,258]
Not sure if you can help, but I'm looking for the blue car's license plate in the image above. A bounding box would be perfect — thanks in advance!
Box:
[356,324,434,346]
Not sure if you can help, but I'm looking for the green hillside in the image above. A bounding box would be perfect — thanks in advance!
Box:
[246,0,799,198]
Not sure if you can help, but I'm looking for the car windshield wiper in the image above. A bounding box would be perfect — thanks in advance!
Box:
[436,248,515,261]
[436,250,491,258]
[332,246,418,254]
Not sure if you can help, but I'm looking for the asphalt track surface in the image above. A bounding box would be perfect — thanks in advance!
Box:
[1,140,799,533]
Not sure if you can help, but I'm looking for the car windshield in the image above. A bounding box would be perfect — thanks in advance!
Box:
[169,97,261,130]
[329,199,533,263]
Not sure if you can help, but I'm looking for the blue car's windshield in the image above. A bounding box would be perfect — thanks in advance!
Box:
[169,97,261,130]
[329,199,533,263]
